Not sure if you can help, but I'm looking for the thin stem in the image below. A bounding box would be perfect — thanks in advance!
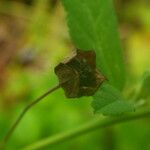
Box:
[1,84,61,148]
[23,110,150,150]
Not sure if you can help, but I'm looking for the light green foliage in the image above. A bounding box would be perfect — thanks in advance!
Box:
[61,0,134,115]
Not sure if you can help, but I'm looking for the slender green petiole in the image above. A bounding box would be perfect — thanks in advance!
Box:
[1,84,61,149]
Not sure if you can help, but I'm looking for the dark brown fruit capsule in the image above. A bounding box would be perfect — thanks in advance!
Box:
[55,49,106,98]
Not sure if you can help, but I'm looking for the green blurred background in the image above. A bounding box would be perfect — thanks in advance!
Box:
[0,0,150,149]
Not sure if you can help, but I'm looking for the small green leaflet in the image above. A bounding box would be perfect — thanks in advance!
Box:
[92,83,134,115]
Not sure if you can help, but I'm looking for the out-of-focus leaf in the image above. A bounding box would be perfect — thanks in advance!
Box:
[134,71,150,101]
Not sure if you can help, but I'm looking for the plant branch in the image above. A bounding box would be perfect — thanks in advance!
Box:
[23,110,150,150]
[1,84,61,148]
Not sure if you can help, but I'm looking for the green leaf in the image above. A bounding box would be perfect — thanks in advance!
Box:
[92,83,134,115]
[61,0,125,90]
[61,0,132,115]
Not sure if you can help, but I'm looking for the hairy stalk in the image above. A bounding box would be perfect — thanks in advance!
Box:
[1,84,61,149]
[23,110,150,150]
